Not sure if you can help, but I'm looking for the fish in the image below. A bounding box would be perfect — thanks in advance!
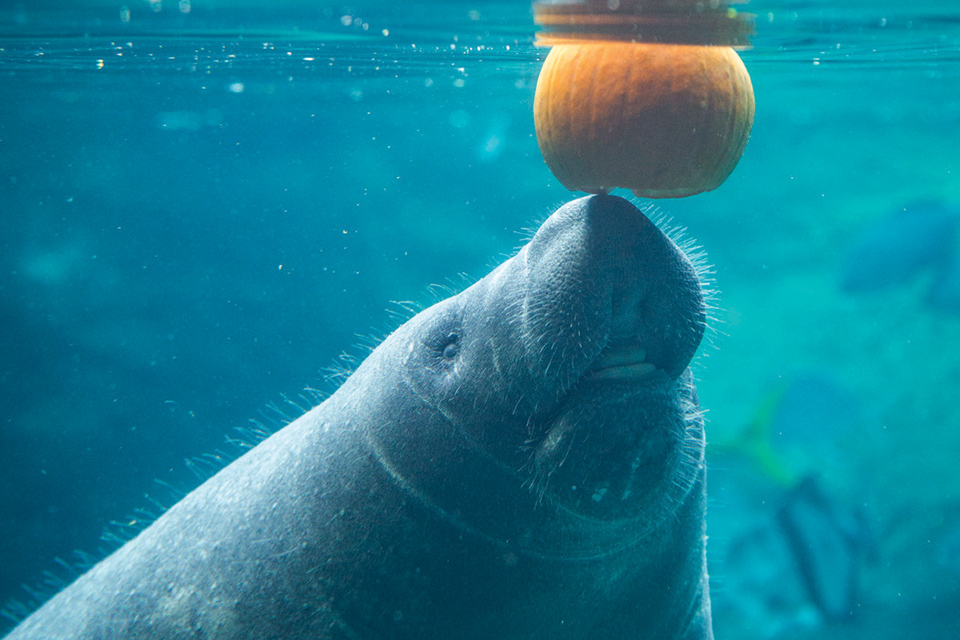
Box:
[840,201,959,295]
[717,475,872,636]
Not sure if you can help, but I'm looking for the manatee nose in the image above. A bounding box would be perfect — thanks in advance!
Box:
[560,195,706,380]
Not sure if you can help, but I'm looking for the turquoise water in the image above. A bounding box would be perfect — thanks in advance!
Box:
[1,1,959,638]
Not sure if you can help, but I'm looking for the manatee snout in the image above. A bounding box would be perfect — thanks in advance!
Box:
[522,194,706,383]
[514,195,708,524]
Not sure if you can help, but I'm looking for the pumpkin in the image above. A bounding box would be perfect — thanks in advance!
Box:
[533,42,754,198]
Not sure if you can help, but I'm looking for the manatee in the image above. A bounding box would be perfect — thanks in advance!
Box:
[5,194,711,639]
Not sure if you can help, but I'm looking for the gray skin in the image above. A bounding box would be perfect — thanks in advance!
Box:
[6,194,710,640]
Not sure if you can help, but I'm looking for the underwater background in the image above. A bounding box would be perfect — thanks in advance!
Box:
[1,0,959,637]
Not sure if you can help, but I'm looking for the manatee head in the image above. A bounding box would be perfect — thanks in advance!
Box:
[381,195,707,536]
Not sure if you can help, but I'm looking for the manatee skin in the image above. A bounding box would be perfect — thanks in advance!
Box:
[5,194,710,640]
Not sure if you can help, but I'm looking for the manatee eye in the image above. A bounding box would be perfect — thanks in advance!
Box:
[421,309,463,370]
[440,334,460,360]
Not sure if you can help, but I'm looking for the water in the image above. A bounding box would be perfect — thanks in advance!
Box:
[1,1,959,637]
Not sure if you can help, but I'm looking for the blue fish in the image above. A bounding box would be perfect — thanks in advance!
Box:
[711,372,861,486]
[840,201,959,293]
[776,476,871,623]
[717,476,872,635]
[770,373,861,453]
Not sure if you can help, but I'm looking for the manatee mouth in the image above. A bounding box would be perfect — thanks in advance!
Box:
[585,346,660,381]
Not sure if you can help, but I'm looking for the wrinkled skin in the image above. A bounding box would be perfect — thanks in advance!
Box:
[6,195,711,640]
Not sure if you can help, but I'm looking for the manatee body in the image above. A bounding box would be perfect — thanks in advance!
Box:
[6,195,711,639]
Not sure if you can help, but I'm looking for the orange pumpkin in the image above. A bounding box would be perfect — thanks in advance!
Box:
[533,42,754,198]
